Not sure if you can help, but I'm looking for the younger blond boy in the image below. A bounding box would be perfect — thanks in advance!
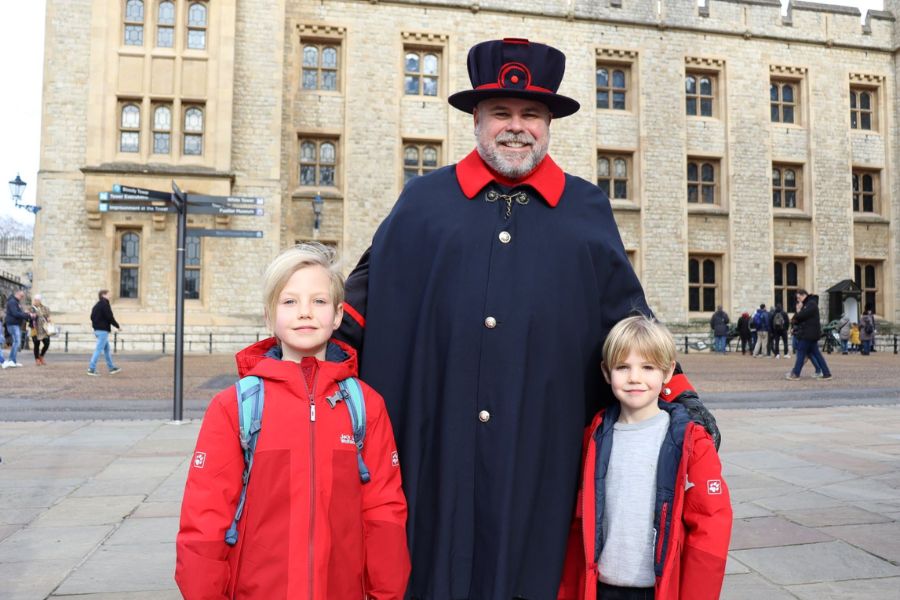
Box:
[176,243,410,599]
[560,315,732,600]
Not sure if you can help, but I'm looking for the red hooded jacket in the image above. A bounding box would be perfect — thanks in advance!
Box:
[175,338,410,599]
[559,401,732,600]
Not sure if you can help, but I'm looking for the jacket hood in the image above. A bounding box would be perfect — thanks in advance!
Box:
[234,336,358,382]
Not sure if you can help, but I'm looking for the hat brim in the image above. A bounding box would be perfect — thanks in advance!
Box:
[448,89,580,118]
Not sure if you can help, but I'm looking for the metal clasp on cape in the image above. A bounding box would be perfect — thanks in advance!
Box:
[485,189,529,219]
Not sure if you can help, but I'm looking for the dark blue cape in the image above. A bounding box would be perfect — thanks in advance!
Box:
[339,162,648,600]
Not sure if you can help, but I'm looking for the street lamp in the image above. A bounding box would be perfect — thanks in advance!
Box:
[312,193,324,236]
[8,174,40,214]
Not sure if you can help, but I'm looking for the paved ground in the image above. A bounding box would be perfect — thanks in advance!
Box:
[0,350,898,598]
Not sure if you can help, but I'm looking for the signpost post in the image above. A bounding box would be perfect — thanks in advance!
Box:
[100,182,266,422]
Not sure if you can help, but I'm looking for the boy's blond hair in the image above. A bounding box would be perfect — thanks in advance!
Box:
[602,314,676,372]
[262,242,344,325]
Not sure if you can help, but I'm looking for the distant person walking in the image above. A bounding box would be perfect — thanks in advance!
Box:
[752,304,770,357]
[87,290,121,376]
[860,306,876,356]
[30,294,52,365]
[2,290,33,369]
[786,290,832,381]
[710,305,730,354]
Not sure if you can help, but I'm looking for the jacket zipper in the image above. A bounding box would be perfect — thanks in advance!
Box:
[655,501,669,565]
[306,368,319,600]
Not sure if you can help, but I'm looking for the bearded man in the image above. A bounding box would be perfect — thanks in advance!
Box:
[337,38,718,600]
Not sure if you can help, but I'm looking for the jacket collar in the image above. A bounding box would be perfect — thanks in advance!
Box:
[455,149,565,207]
[234,337,358,383]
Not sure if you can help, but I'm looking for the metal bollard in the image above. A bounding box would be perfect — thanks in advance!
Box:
[684,336,689,354]
[209,333,213,354]
[113,332,118,354]
[65,331,69,353]
[162,332,166,354]
[894,334,897,355]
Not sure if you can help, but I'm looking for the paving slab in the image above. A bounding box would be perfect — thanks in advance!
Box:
[93,455,185,480]
[52,592,183,600]
[30,495,145,528]
[724,554,751,575]
[723,449,818,470]
[54,542,177,595]
[754,490,846,511]
[787,577,900,600]
[720,572,799,600]
[816,478,900,503]
[730,540,900,585]
[104,517,179,546]
[819,522,900,563]
[730,516,833,550]
[131,501,182,519]
[731,502,774,519]
[71,476,167,498]
[0,558,76,600]
[780,505,893,527]
[0,483,80,509]
[762,465,860,488]
[0,525,113,562]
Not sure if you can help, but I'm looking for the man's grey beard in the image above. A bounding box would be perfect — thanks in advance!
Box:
[475,125,550,179]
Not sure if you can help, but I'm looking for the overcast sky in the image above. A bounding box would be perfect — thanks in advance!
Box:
[0,0,884,226]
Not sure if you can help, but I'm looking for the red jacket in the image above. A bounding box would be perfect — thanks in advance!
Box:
[175,338,410,599]
[559,401,732,600]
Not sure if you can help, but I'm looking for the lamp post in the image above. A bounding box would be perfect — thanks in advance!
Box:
[8,174,40,214]
[312,193,323,238]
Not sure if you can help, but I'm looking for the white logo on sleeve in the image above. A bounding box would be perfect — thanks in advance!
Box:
[707,479,722,495]
[340,434,355,445]
[391,451,400,467]
[192,451,206,469]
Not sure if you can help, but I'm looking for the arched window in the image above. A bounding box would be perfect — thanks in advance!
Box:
[854,261,880,315]
[596,65,627,110]
[156,1,175,48]
[770,81,797,124]
[183,106,204,155]
[299,138,339,187]
[187,2,208,50]
[685,71,715,116]
[686,159,718,204]
[597,153,630,200]
[850,87,875,130]
[153,105,172,154]
[124,0,144,46]
[852,169,878,213]
[119,230,141,299]
[772,164,799,209]
[402,142,440,183]
[120,104,141,153]
[404,50,440,96]
[774,259,803,309]
[688,256,719,312]
[301,43,339,90]
[185,234,201,300]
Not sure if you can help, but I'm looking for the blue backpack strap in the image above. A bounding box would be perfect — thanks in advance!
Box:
[337,377,371,484]
[224,375,264,546]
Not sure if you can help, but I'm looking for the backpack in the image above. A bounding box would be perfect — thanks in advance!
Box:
[773,311,786,331]
[224,375,371,546]
[864,319,875,335]
[751,312,761,330]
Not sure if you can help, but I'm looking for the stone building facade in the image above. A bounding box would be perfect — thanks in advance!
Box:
[35,0,900,347]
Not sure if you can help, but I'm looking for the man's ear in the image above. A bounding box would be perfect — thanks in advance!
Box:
[600,361,611,384]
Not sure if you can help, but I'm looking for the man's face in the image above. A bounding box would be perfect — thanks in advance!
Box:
[474,97,551,179]
[796,293,807,305]
[14,291,24,300]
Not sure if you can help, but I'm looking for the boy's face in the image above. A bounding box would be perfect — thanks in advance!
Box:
[272,265,343,362]
[602,350,675,423]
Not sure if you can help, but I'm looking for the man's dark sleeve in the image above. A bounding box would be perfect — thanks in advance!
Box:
[335,247,370,353]
[8,299,29,321]
[661,364,721,450]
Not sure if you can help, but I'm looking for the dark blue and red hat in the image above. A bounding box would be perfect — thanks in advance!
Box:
[448,38,580,118]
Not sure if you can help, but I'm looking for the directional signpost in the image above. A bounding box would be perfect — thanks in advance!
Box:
[98,182,266,421]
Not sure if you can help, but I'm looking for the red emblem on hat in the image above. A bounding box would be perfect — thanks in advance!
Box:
[498,62,532,90]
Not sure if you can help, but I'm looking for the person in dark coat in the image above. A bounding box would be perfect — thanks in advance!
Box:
[709,305,730,354]
[859,305,876,355]
[736,311,752,354]
[2,290,33,369]
[771,303,790,358]
[786,289,832,380]
[87,289,121,376]
[335,38,720,600]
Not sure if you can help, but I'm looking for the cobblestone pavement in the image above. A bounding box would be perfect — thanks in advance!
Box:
[0,350,898,598]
